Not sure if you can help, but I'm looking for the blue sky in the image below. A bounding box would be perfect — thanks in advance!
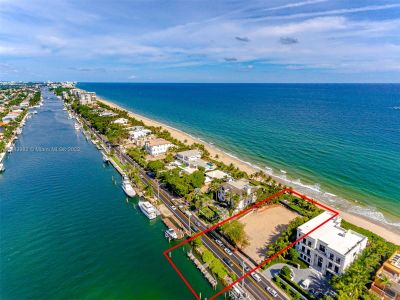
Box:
[1,0,399,82]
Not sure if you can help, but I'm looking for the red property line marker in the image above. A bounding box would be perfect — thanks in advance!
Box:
[163,187,339,300]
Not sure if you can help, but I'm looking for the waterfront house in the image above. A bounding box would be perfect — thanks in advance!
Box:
[113,118,129,125]
[128,126,151,140]
[99,111,117,117]
[145,138,174,156]
[295,211,367,277]
[176,149,215,171]
[370,250,400,300]
[176,149,201,164]
[205,170,231,183]
[217,179,258,211]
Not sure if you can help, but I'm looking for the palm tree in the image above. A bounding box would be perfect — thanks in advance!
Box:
[378,274,391,297]
[209,179,222,201]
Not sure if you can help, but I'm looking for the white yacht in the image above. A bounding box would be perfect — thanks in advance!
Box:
[0,163,5,173]
[74,123,80,131]
[122,177,136,197]
[165,228,178,239]
[102,152,109,163]
[32,110,38,114]
[138,201,157,220]
[7,145,13,153]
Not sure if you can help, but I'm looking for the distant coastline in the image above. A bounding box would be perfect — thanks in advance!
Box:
[94,95,400,243]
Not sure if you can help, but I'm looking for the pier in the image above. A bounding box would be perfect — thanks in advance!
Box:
[187,251,218,289]
[162,217,185,239]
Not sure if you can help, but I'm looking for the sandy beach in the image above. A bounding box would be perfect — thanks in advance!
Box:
[98,97,400,245]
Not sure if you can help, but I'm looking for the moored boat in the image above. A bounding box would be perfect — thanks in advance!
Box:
[165,228,178,239]
[74,123,80,131]
[0,163,5,173]
[138,201,157,220]
[102,152,109,163]
[122,177,136,197]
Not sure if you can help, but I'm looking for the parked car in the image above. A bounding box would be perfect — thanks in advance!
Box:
[171,205,176,211]
[300,279,311,289]
[224,248,233,256]
[215,239,223,247]
[185,210,192,217]
[223,257,234,267]
[266,286,278,297]
[251,272,262,282]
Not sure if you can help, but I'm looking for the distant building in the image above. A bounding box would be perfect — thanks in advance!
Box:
[217,179,258,211]
[370,250,400,300]
[176,149,201,164]
[176,149,215,171]
[99,111,117,117]
[205,169,231,183]
[113,118,129,125]
[70,89,96,105]
[145,138,174,156]
[296,211,367,277]
[128,126,151,140]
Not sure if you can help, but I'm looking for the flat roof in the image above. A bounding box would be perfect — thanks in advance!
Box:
[147,138,172,147]
[298,211,367,256]
[176,149,201,157]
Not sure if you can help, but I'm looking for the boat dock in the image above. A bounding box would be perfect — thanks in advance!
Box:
[187,251,217,288]
[162,217,185,239]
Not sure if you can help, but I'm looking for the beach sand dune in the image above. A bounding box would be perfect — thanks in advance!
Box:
[97,98,400,245]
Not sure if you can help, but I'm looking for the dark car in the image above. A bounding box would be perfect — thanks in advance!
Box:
[223,257,234,267]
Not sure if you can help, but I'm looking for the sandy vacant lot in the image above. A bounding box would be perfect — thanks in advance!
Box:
[241,205,298,263]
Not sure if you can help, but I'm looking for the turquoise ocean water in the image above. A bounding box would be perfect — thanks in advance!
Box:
[0,89,218,299]
[77,83,400,228]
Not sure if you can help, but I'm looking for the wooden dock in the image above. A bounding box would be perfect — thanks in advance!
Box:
[187,251,217,288]
[162,217,185,239]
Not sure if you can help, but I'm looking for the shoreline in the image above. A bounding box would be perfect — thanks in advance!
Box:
[97,97,400,244]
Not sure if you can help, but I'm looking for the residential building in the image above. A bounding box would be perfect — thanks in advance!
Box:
[217,179,258,211]
[371,251,400,300]
[176,149,201,164]
[99,111,117,117]
[296,211,368,277]
[176,149,215,171]
[113,118,129,125]
[128,126,151,140]
[205,169,231,183]
[145,138,174,156]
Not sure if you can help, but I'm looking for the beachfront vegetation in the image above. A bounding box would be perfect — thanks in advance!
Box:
[263,195,322,269]
[330,220,398,300]
[220,220,249,248]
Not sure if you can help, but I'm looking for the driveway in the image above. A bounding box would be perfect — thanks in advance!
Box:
[263,263,336,298]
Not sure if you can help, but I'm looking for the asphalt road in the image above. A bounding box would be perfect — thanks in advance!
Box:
[74,109,288,300]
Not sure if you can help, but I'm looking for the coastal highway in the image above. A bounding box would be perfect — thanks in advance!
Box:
[74,109,287,300]
[116,150,288,300]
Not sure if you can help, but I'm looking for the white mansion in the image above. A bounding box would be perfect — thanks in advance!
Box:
[296,211,368,277]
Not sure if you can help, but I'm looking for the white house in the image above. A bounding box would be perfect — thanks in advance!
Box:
[176,149,201,164]
[145,138,174,156]
[205,170,231,183]
[99,111,117,117]
[176,149,215,171]
[296,211,368,277]
[113,118,129,125]
[128,126,151,140]
[217,179,258,211]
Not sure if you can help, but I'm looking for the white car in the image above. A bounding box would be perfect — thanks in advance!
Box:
[171,205,176,211]
[185,210,192,217]
[251,272,262,282]
[215,239,223,247]
[266,286,278,297]
[224,248,233,255]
